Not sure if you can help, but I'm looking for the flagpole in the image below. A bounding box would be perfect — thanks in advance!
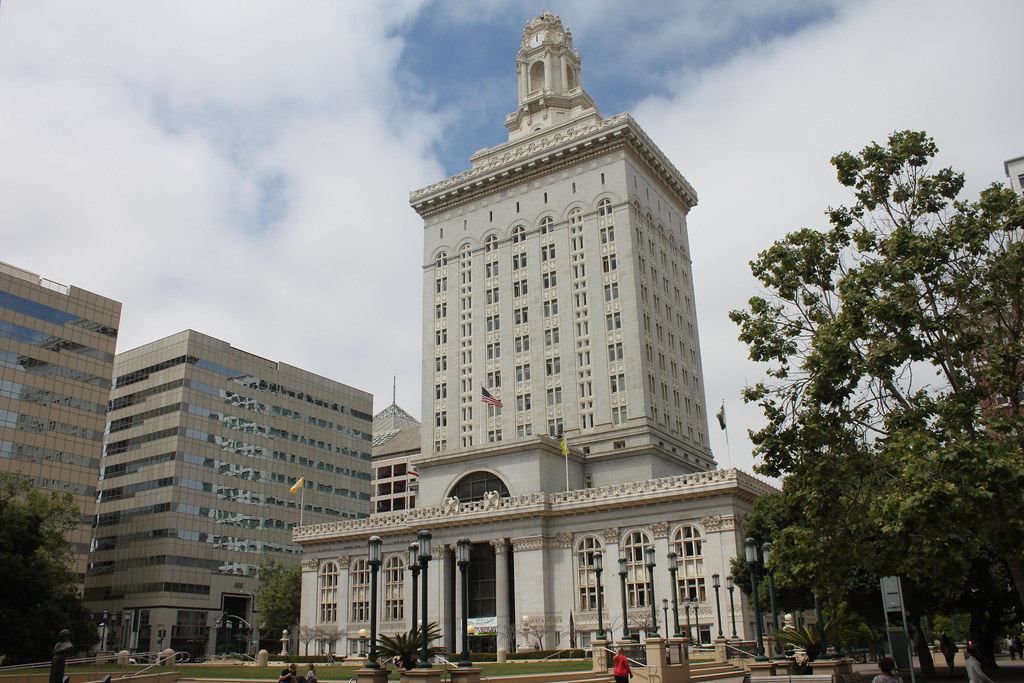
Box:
[299,485,305,526]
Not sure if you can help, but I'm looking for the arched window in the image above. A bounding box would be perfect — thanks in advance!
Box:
[672,525,705,601]
[530,61,545,92]
[568,208,583,229]
[450,471,510,503]
[597,198,613,218]
[512,226,526,244]
[485,235,499,252]
[461,244,472,260]
[383,555,405,621]
[319,561,338,623]
[539,216,554,235]
[350,558,370,621]
[623,530,652,608]
[576,536,604,611]
[435,251,448,268]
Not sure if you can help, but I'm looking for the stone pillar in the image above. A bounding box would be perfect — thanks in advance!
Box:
[356,670,389,683]
[257,650,269,667]
[438,546,455,653]
[511,536,552,650]
[644,638,668,683]
[492,540,510,652]
[808,657,854,678]
[601,528,624,640]
[405,668,443,683]
[747,660,776,678]
[713,638,728,663]
[592,639,608,673]
[449,668,482,683]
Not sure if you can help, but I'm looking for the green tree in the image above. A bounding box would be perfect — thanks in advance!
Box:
[255,561,301,635]
[0,473,98,663]
[731,131,1024,668]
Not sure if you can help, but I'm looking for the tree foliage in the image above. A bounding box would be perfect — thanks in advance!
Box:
[731,131,1024,661]
[255,561,301,634]
[0,473,97,663]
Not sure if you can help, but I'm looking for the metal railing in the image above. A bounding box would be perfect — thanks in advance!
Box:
[0,651,190,679]
[724,641,758,660]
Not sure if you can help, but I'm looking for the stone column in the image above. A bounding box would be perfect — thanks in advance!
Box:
[435,545,455,653]
[492,539,511,651]
[511,536,551,649]
[601,528,625,641]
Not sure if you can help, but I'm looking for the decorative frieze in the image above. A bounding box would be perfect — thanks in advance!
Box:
[490,538,510,553]
[294,468,774,544]
[301,558,320,572]
[601,527,620,543]
[649,521,669,537]
[700,515,737,532]
[552,533,573,548]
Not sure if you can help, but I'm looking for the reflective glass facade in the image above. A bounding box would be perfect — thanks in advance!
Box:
[0,261,121,585]
[88,330,372,655]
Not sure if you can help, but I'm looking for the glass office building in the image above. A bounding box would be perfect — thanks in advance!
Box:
[87,330,372,655]
[0,261,121,585]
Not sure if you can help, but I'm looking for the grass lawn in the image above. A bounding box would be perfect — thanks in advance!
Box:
[47,659,595,681]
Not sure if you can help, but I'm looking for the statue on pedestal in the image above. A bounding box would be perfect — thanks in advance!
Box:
[49,629,74,683]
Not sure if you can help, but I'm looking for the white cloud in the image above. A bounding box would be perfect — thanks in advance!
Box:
[0,0,438,419]
[631,0,1024,474]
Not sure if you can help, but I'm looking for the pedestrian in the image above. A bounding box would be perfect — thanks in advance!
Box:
[279,663,304,683]
[1013,636,1023,661]
[305,664,317,683]
[612,648,632,683]
[939,634,958,675]
[1007,635,1016,660]
[964,646,993,683]
[871,655,902,683]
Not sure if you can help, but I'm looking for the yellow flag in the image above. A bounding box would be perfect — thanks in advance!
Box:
[289,476,305,494]
[560,437,568,456]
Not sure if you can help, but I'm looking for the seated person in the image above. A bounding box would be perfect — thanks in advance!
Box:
[280,663,304,683]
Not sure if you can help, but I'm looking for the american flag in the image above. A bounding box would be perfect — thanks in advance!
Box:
[481,386,503,407]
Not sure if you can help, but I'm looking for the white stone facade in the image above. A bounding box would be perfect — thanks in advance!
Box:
[296,11,769,656]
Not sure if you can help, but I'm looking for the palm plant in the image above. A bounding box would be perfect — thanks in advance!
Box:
[375,623,444,670]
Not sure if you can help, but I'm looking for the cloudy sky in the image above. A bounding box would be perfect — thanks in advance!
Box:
[1,1,1021,476]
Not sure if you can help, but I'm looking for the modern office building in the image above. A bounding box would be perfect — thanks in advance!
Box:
[86,330,373,655]
[296,12,770,654]
[371,399,421,514]
[0,261,121,585]
[1005,155,1024,196]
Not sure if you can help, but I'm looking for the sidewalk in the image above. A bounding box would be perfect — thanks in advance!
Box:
[851,656,1024,682]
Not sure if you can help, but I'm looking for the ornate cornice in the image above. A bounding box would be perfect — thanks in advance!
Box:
[294,468,775,546]
[552,533,573,548]
[409,114,698,217]
[490,538,510,553]
[601,527,621,544]
[700,514,737,532]
[301,558,320,572]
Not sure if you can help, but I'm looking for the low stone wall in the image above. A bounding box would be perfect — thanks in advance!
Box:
[0,671,181,683]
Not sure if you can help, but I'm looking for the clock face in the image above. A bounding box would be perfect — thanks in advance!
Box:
[528,32,545,48]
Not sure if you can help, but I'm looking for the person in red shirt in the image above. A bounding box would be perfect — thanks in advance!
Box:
[613,648,632,683]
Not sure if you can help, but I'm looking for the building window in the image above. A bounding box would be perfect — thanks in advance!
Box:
[576,536,604,611]
[606,312,621,331]
[435,252,448,268]
[486,343,500,360]
[623,530,652,608]
[514,279,528,297]
[543,299,559,317]
[602,254,617,272]
[539,216,554,234]
[513,253,528,270]
[541,244,556,261]
[514,307,529,325]
[384,556,405,621]
[546,387,562,406]
[516,364,531,382]
[568,207,583,228]
[673,525,706,602]
[486,261,500,278]
[604,282,619,301]
[612,406,627,424]
[486,315,500,332]
[547,418,563,437]
[517,393,532,411]
[597,198,613,217]
[512,226,526,243]
[451,471,510,502]
[319,561,339,623]
[543,271,557,289]
[486,287,499,304]
[546,357,561,376]
[485,235,498,252]
[608,343,624,362]
[350,559,370,621]
[514,335,531,353]
[610,373,626,393]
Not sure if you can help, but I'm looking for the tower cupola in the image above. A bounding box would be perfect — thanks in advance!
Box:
[504,11,600,141]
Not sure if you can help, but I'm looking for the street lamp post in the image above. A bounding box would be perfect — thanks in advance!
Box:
[661,600,669,636]
[417,530,433,668]
[744,537,767,661]
[726,576,738,639]
[359,628,368,658]
[457,538,473,667]
[594,552,606,641]
[712,574,724,639]
[367,535,383,669]
[408,542,420,633]
[761,542,785,661]
[617,557,632,641]
[684,597,692,641]
[644,546,659,637]
[689,597,699,645]
[667,551,681,637]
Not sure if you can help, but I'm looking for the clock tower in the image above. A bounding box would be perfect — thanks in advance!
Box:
[505,11,599,141]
